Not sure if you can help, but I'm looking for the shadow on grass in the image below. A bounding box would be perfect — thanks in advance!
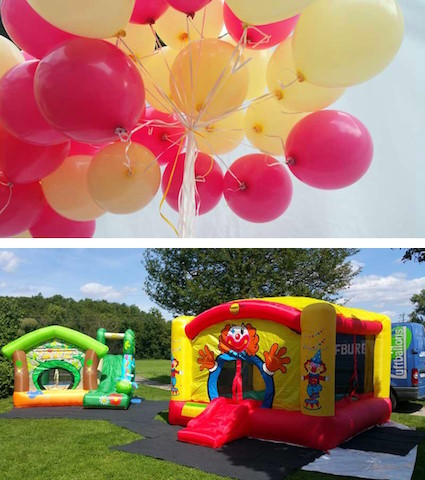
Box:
[395,401,425,414]
[154,410,169,424]
[148,375,170,384]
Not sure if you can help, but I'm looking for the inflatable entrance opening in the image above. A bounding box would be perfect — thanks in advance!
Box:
[169,297,391,450]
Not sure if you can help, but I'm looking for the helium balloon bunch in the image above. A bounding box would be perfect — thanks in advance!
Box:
[0,0,404,237]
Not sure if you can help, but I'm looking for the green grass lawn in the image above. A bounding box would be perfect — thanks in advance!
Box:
[135,359,170,385]
[1,377,424,480]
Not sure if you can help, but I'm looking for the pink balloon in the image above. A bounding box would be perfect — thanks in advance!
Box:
[223,154,292,222]
[131,0,169,24]
[68,141,101,157]
[0,61,68,146]
[34,38,145,144]
[162,151,223,214]
[30,204,96,238]
[0,179,45,237]
[1,0,77,60]
[132,108,186,165]
[0,124,70,184]
[223,4,298,50]
[286,110,373,190]
[166,0,212,15]
[21,51,37,61]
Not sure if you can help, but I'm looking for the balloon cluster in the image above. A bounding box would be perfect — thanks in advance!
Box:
[0,0,404,237]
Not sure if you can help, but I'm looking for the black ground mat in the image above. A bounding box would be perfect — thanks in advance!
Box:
[2,402,425,480]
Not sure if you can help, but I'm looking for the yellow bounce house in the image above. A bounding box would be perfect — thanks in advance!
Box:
[169,297,391,450]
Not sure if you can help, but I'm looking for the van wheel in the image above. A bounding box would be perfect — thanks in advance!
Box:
[390,389,397,411]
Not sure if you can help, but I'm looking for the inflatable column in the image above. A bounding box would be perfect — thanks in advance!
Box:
[170,316,193,401]
[300,303,336,416]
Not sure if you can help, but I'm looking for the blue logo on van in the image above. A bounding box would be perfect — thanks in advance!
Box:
[391,326,412,380]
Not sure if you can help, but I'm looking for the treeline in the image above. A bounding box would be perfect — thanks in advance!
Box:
[0,294,171,360]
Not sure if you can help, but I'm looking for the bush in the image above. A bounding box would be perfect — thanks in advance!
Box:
[0,359,14,398]
[0,297,24,399]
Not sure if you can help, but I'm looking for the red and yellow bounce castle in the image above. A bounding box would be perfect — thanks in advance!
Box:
[169,297,391,450]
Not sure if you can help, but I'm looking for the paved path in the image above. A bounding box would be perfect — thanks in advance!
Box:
[135,375,171,391]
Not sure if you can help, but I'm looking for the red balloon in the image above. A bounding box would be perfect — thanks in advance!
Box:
[30,204,96,238]
[34,38,145,144]
[1,0,77,60]
[132,107,186,165]
[0,180,45,237]
[162,151,223,214]
[131,0,169,24]
[223,154,292,223]
[286,110,373,190]
[166,0,212,15]
[223,4,298,50]
[0,124,70,184]
[0,61,68,146]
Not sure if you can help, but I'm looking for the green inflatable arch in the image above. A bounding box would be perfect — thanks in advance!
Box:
[1,325,109,359]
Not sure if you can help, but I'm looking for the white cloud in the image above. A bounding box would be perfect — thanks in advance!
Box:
[342,273,425,310]
[0,251,20,272]
[80,282,123,300]
[349,260,365,274]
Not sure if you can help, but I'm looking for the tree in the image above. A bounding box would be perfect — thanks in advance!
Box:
[401,249,425,263]
[409,290,425,324]
[0,298,24,398]
[143,249,360,316]
[138,309,170,359]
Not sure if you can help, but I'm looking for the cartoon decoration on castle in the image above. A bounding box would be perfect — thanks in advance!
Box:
[171,355,182,396]
[198,323,290,407]
[302,349,329,410]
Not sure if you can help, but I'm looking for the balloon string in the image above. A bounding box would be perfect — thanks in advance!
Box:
[117,36,187,127]
[186,14,198,128]
[193,30,248,125]
[260,132,287,157]
[159,137,186,237]
[177,130,198,237]
[195,91,275,129]
[0,181,13,216]
[243,25,272,49]
[153,131,188,164]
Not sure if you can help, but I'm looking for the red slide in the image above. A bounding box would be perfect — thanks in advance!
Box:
[178,397,257,448]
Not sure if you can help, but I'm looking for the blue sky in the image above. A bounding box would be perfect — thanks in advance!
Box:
[0,248,423,322]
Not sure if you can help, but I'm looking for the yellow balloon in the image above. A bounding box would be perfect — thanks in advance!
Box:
[225,0,314,24]
[292,0,404,87]
[27,0,135,39]
[139,47,178,114]
[155,0,223,51]
[41,155,105,221]
[195,110,245,155]
[266,38,345,112]
[107,24,156,60]
[245,49,271,100]
[170,39,249,123]
[0,37,24,79]
[87,142,161,214]
[244,97,305,156]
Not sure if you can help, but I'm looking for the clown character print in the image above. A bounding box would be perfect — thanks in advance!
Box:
[302,349,329,410]
[197,323,291,408]
[171,355,182,396]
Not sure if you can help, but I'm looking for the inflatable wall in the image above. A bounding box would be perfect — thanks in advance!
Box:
[169,297,392,450]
